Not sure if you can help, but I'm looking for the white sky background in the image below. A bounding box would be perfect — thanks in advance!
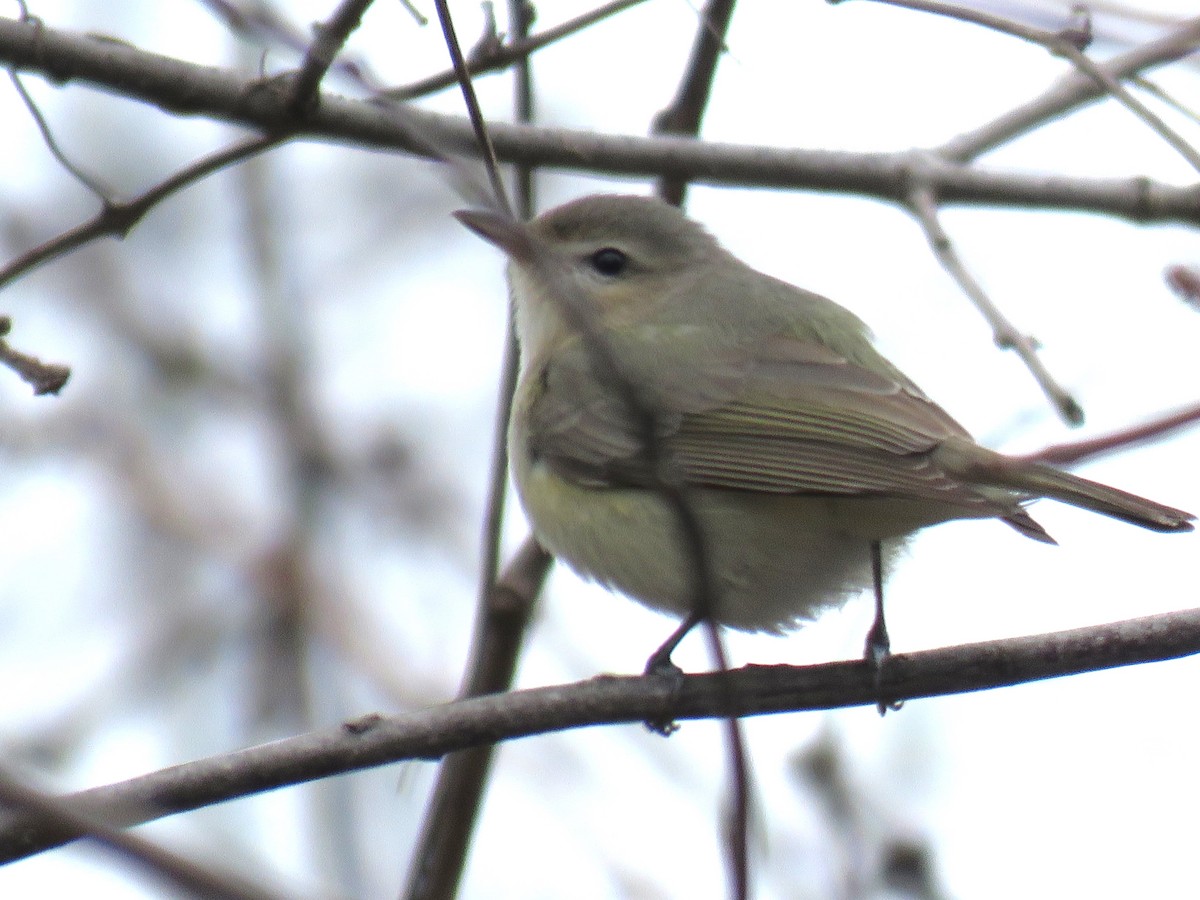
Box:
[0,1,1198,898]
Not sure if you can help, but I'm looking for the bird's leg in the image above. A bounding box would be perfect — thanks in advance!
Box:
[642,611,704,736]
[863,540,890,667]
[645,610,703,676]
[863,540,903,714]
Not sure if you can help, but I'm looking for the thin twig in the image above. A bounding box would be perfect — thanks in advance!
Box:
[0,134,285,291]
[940,17,1200,161]
[402,5,526,898]
[198,0,390,89]
[287,0,376,115]
[403,537,552,900]
[702,622,751,900]
[468,0,536,682]
[1058,42,1200,174]
[0,316,70,395]
[650,2,749,896]
[1132,74,1200,127]
[432,0,510,214]
[8,70,112,199]
[857,1,1200,172]
[1017,401,1200,467]
[508,0,537,219]
[652,0,737,206]
[381,0,649,101]
[906,180,1084,425]
[3,606,1200,864]
[839,0,1093,47]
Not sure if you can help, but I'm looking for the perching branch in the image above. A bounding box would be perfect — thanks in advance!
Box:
[2,606,1199,864]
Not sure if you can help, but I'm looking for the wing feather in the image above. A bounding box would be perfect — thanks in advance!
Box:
[523,334,999,511]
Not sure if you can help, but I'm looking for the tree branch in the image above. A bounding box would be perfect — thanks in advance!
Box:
[2,606,1198,864]
[906,180,1083,424]
[1,17,1197,224]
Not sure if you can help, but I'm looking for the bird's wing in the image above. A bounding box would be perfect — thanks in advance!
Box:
[526,332,992,502]
[666,335,979,497]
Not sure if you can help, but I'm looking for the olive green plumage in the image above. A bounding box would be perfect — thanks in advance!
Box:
[458,195,1193,632]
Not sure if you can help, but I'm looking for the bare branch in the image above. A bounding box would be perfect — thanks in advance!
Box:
[840,0,1092,47]
[0,134,283,290]
[1,18,1196,223]
[1018,401,1200,467]
[854,1,1200,171]
[906,181,1083,425]
[404,537,552,900]
[287,0,377,115]
[941,17,1200,161]
[198,0,389,88]
[1057,41,1200,174]
[0,316,70,395]
[381,0,649,101]
[2,607,1199,864]
[8,69,112,199]
[652,0,737,206]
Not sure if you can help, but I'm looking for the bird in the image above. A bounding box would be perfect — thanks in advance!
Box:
[456,194,1194,673]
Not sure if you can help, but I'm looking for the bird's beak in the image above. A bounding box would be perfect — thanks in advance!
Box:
[453,209,535,263]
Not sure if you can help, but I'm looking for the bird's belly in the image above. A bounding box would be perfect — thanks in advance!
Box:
[516,459,915,633]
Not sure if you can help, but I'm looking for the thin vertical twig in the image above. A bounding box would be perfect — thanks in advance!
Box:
[402,3,540,897]
[287,0,377,114]
[652,3,750,896]
[402,539,552,900]
[431,1,511,215]
[652,0,737,206]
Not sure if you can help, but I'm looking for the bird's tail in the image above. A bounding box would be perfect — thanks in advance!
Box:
[1010,463,1193,532]
[936,440,1195,533]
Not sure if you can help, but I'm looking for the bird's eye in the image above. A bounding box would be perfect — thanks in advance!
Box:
[589,247,628,277]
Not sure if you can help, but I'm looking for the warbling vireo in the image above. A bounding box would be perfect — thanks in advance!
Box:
[457,194,1193,668]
